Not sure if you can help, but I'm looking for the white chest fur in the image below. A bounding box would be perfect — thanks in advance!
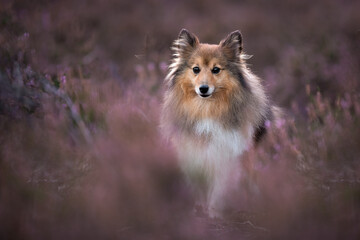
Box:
[175,119,253,177]
[194,119,252,158]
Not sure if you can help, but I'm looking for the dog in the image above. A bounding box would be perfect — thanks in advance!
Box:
[161,29,279,218]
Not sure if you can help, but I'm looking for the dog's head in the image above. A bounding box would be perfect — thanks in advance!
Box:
[166,29,249,100]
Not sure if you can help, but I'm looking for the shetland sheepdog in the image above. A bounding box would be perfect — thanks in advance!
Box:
[161,29,279,218]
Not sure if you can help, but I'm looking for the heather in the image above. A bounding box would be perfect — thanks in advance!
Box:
[0,0,359,239]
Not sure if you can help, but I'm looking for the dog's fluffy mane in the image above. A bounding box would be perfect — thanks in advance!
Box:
[162,29,272,142]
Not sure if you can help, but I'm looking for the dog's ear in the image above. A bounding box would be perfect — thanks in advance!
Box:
[173,29,199,58]
[178,29,199,47]
[220,30,243,62]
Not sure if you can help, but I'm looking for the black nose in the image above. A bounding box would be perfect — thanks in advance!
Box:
[199,85,209,94]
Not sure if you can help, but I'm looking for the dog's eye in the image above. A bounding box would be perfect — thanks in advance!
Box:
[193,67,200,74]
[211,67,220,74]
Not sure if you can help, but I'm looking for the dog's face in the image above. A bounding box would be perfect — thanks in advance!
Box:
[168,29,247,101]
[187,44,230,98]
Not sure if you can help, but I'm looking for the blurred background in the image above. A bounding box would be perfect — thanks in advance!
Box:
[0,0,360,239]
